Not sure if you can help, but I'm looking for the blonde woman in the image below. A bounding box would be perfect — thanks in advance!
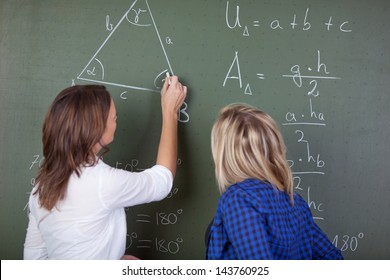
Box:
[206,104,342,259]
[24,77,187,259]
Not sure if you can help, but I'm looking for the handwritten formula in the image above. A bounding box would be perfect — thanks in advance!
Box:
[119,158,184,256]
[223,1,364,254]
[225,1,352,37]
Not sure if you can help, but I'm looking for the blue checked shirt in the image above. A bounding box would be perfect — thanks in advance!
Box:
[206,179,343,260]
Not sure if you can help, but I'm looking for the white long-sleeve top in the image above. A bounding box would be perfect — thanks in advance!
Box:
[24,160,173,260]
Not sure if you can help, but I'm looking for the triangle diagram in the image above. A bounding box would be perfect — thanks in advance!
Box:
[77,0,173,93]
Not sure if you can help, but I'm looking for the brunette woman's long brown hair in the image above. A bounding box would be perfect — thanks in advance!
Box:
[34,85,111,210]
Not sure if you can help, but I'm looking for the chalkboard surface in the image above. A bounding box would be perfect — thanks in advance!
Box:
[1,0,390,259]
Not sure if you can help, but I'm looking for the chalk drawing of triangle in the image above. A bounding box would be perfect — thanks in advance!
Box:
[77,0,173,93]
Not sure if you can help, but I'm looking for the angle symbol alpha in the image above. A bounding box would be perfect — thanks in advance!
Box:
[77,0,173,93]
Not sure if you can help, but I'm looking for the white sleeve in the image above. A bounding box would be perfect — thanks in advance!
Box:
[23,211,48,260]
[99,164,173,209]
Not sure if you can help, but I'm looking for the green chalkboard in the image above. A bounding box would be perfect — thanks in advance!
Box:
[1,0,390,259]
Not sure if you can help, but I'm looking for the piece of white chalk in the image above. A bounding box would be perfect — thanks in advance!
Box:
[166,72,171,85]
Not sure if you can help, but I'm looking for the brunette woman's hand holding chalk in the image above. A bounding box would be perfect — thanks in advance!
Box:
[157,75,187,177]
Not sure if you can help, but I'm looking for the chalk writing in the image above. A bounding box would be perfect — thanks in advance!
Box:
[25,154,44,214]
[282,50,335,126]
[221,32,343,223]
[165,37,173,45]
[126,232,183,254]
[333,233,365,252]
[128,208,184,255]
[126,7,149,27]
[295,129,325,168]
[178,102,190,123]
[105,15,114,31]
[222,51,253,96]
[118,154,184,256]
[223,51,242,88]
[281,51,336,221]
[225,1,352,37]
[155,237,183,254]
[30,155,44,170]
[116,159,142,172]
[282,50,341,90]
[76,0,190,123]
[283,99,326,126]
[156,209,183,225]
[116,158,183,172]
[132,209,183,225]
[307,186,325,220]
[126,232,138,248]
[293,175,324,220]
[224,3,343,223]
[76,0,165,90]
[166,187,179,199]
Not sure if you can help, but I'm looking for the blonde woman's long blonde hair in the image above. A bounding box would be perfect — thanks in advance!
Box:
[211,103,294,203]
